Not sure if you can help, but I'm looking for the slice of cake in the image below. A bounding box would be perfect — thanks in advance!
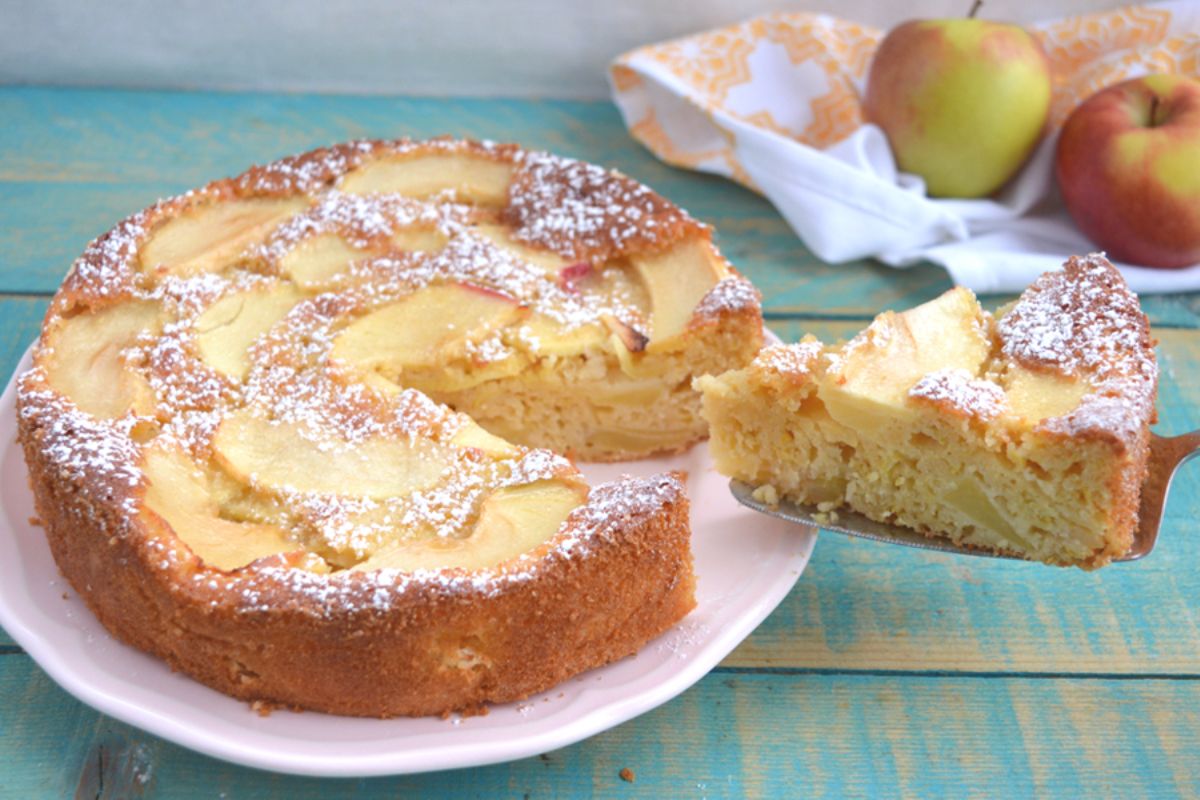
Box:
[696,255,1158,568]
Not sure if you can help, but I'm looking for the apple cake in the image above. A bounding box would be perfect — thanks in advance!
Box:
[696,254,1157,568]
[16,138,762,716]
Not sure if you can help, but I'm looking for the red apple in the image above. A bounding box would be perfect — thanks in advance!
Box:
[1056,74,1200,269]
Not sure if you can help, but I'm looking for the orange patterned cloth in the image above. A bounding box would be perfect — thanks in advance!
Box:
[610,2,1200,293]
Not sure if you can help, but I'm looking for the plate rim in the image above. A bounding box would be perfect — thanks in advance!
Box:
[0,340,815,777]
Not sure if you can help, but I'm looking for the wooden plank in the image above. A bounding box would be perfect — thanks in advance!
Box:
[3,87,1198,325]
[1,656,1198,798]
[723,320,1200,675]
[0,182,174,292]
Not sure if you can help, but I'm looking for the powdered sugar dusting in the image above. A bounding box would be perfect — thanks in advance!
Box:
[233,140,377,196]
[252,191,470,265]
[504,150,699,261]
[999,254,1157,445]
[909,369,1006,420]
[693,277,760,321]
[755,340,823,378]
[17,374,145,520]
[59,211,149,303]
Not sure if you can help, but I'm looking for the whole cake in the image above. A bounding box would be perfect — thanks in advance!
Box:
[16,138,763,716]
[697,255,1157,568]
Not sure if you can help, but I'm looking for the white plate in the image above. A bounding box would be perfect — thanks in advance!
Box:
[0,346,815,777]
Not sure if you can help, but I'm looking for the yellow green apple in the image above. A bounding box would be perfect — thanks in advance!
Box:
[864,18,1052,198]
[1056,74,1200,269]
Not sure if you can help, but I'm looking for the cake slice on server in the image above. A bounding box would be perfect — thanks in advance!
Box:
[696,255,1158,568]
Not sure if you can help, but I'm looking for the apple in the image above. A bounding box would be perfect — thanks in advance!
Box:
[140,197,307,278]
[1056,74,1200,269]
[331,281,524,373]
[864,16,1051,198]
[629,234,726,347]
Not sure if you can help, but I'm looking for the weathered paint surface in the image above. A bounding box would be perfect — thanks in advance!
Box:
[1,87,1198,797]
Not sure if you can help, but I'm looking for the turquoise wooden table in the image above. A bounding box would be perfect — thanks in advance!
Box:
[3,86,1199,798]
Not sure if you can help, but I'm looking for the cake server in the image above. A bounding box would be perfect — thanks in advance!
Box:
[730,428,1200,563]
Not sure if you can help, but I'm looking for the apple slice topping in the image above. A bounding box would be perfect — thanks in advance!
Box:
[194,283,304,380]
[340,153,514,206]
[330,282,526,378]
[601,314,649,354]
[822,287,992,430]
[212,410,453,500]
[520,314,609,356]
[450,419,520,457]
[142,445,306,572]
[351,479,586,572]
[630,235,727,349]
[140,197,307,279]
[42,301,162,419]
[1000,365,1090,425]
[279,233,369,290]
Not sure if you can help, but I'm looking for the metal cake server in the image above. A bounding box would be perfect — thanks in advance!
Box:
[730,428,1200,563]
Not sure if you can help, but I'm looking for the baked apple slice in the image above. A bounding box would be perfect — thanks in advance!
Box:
[390,226,449,253]
[212,410,453,500]
[140,197,306,278]
[630,235,727,349]
[473,224,569,274]
[41,301,161,419]
[279,234,369,290]
[520,314,609,356]
[142,445,307,571]
[331,282,525,376]
[450,419,520,457]
[194,282,304,380]
[818,287,992,431]
[1002,365,1091,426]
[341,152,514,206]
[352,478,587,571]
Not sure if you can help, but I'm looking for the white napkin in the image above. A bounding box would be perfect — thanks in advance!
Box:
[611,2,1200,294]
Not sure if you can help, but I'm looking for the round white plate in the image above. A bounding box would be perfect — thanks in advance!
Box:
[0,346,816,777]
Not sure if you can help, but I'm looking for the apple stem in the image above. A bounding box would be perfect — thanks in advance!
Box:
[968,0,983,18]
[1149,94,1161,127]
